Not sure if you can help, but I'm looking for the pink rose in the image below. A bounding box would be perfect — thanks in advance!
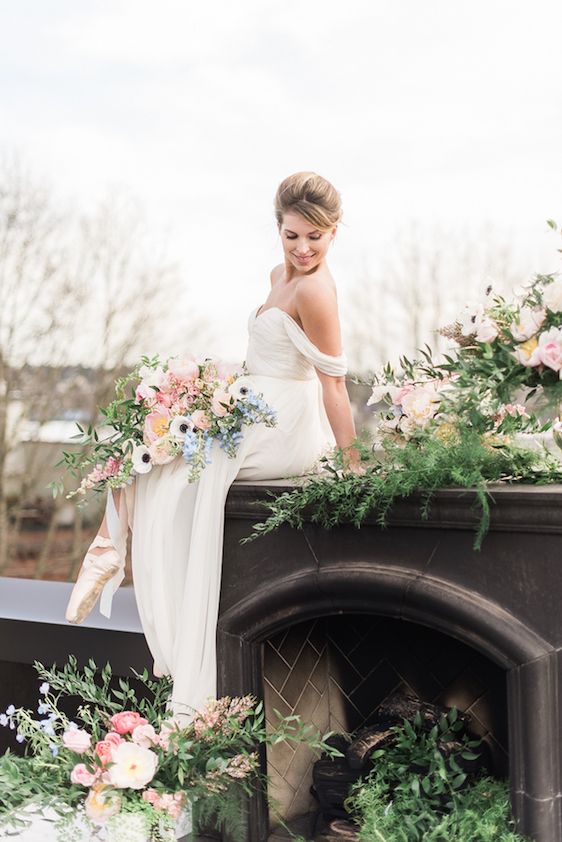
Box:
[142,788,160,806]
[537,327,562,371]
[168,356,199,383]
[62,728,92,754]
[143,408,171,444]
[132,723,158,748]
[191,409,211,430]
[109,711,148,735]
[70,763,98,787]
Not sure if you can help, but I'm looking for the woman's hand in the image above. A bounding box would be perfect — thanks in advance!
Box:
[342,445,366,476]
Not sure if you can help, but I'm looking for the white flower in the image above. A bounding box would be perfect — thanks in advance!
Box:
[459,302,484,337]
[107,742,158,790]
[401,385,441,427]
[138,365,166,389]
[367,384,399,406]
[169,416,194,441]
[542,278,562,313]
[227,377,252,401]
[510,306,546,341]
[131,444,152,474]
[474,316,499,343]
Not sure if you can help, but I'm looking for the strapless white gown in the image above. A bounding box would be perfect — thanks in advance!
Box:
[103,306,348,719]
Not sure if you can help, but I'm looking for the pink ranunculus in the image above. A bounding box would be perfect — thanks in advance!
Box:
[211,388,233,417]
[109,711,148,736]
[168,356,200,383]
[70,763,98,787]
[143,407,171,444]
[537,326,562,371]
[191,409,211,430]
[131,723,158,748]
[62,728,92,754]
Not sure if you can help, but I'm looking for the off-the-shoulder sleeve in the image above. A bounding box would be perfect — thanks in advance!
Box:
[283,317,348,376]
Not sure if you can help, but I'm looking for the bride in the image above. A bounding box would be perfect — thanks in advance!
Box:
[65,171,363,719]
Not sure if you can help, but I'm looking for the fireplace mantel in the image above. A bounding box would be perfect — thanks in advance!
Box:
[219,481,562,842]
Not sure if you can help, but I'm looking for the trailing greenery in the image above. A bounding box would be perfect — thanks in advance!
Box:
[345,711,529,842]
[243,426,562,550]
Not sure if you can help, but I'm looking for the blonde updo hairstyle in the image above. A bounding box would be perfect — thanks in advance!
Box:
[274,171,343,233]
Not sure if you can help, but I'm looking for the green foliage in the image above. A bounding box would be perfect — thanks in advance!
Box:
[0,658,341,841]
[244,426,562,550]
[346,713,529,842]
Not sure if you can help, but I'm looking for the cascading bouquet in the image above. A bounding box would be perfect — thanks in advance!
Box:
[55,355,277,499]
[0,658,339,842]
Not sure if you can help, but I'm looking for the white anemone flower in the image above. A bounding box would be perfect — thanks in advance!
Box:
[169,415,195,441]
[227,377,252,401]
[132,444,153,474]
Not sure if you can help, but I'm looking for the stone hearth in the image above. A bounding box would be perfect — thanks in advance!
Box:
[218,482,562,842]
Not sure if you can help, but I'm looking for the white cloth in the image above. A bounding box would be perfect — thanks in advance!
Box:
[103,306,347,720]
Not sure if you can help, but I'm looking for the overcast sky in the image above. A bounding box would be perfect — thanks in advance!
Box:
[1,1,562,359]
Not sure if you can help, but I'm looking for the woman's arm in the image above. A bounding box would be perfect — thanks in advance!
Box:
[295,282,363,472]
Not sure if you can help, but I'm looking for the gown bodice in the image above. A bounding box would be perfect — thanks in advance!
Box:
[245,306,348,380]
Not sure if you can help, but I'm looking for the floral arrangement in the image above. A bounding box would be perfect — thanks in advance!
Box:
[245,224,562,550]
[366,256,562,446]
[0,658,338,842]
[54,354,277,499]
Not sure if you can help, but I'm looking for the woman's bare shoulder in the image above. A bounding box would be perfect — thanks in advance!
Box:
[296,269,338,309]
[269,263,285,287]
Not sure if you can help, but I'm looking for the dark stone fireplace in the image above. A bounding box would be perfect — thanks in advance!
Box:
[218,481,562,842]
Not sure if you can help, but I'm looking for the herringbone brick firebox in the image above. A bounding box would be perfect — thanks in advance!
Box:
[262,615,507,830]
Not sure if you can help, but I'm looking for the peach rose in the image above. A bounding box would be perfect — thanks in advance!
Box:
[211,388,233,417]
[191,409,211,430]
[148,438,176,465]
[62,728,92,754]
[109,711,148,735]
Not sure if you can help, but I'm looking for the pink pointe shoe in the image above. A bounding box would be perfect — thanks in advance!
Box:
[65,536,121,625]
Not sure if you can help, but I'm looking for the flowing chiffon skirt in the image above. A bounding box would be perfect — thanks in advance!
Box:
[102,307,349,720]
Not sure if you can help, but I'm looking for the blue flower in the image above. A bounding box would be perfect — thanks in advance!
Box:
[0,714,8,727]
[5,705,15,716]
[49,743,59,757]
[37,703,50,715]
[39,720,55,736]
[15,734,25,744]
[39,682,50,695]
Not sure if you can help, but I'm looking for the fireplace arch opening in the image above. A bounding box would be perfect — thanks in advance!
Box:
[261,613,507,838]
